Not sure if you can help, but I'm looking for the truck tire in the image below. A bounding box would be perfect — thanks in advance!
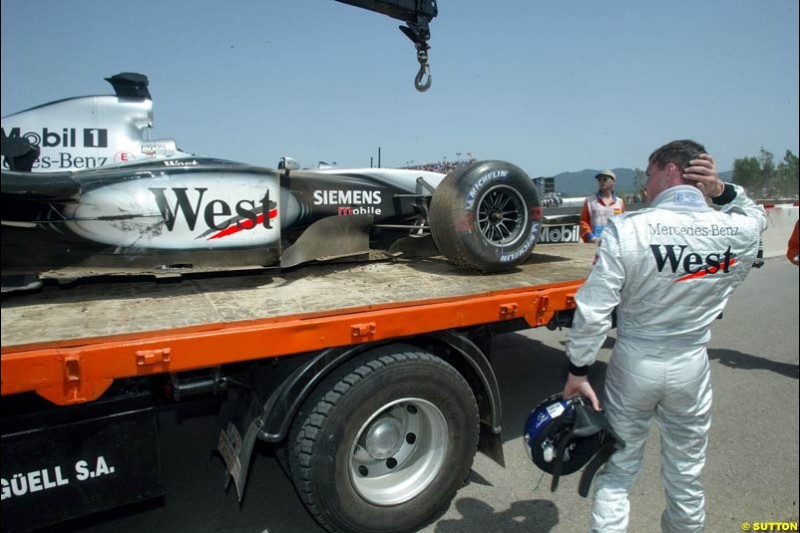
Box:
[288,346,479,533]
[429,160,542,272]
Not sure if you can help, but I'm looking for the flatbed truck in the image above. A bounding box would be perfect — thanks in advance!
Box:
[1,244,594,533]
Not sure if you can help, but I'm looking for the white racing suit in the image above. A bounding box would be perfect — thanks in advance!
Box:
[566,184,766,532]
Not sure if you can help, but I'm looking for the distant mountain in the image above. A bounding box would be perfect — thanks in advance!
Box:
[542,168,640,197]
[543,168,735,197]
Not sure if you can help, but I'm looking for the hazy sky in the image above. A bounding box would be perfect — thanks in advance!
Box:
[2,0,798,176]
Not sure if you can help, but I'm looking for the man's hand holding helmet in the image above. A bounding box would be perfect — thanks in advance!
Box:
[562,371,601,411]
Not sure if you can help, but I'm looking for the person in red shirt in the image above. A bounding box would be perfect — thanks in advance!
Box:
[788,220,799,266]
[580,169,625,244]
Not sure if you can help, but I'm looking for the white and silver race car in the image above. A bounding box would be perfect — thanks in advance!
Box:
[1,73,542,290]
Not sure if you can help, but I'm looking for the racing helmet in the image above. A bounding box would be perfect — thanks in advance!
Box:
[523,393,625,496]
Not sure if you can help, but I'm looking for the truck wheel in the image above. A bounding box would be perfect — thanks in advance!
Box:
[429,160,542,272]
[288,346,479,533]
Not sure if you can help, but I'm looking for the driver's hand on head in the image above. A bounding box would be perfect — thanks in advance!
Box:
[683,153,725,198]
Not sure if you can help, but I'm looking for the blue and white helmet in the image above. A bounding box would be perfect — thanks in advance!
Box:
[523,393,624,495]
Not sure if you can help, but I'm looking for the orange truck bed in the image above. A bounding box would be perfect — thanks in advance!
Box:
[1,244,595,405]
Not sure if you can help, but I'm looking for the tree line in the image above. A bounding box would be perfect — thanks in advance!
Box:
[629,148,798,200]
[732,148,798,199]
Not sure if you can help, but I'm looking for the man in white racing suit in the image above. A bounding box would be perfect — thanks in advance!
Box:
[561,139,766,532]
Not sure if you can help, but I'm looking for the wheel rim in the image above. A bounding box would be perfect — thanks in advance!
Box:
[350,398,448,506]
[476,185,527,246]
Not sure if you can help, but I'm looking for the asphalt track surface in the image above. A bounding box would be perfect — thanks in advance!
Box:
[70,257,798,533]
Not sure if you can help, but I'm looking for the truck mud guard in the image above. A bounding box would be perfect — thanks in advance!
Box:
[215,330,504,501]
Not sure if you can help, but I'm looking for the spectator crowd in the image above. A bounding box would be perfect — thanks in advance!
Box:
[402,159,475,174]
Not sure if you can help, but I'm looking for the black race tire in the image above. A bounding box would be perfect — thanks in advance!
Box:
[429,160,542,272]
[288,346,479,533]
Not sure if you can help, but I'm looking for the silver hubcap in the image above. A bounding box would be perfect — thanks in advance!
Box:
[476,185,527,246]
[350,398,448,506]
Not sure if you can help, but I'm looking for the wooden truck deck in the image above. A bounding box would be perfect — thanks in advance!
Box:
[1,244,596,404]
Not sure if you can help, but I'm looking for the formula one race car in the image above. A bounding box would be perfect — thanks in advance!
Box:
[1,73,542,291]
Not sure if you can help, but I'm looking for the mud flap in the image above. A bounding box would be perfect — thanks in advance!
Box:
[280,215,373,268]
[216,387,262,502]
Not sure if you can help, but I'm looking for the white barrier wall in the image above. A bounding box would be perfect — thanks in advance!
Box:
[763,204,799,258]
[539,204,798,258]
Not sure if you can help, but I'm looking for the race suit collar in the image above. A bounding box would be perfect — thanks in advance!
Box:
[650,185,710,212]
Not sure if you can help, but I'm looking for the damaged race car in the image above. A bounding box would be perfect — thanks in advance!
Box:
[1,73,542,292]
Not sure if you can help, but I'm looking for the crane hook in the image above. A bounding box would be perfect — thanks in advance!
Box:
[415,63,431,92]
[415,49,432,92]
[399,21,433,92]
